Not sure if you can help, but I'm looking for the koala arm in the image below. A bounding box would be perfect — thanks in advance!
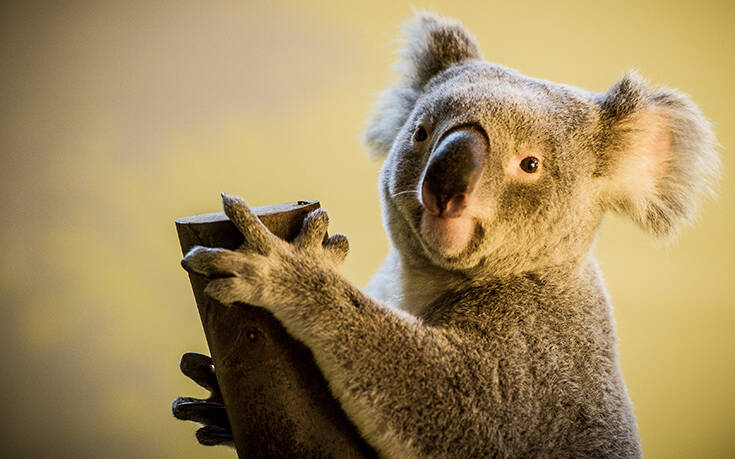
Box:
[182,194,487,458]
[258,264,470,458]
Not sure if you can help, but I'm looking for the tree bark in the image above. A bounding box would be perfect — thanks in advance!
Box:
[176,201,374,458]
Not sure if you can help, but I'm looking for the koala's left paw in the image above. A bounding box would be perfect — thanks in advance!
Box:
[181,194,348,308]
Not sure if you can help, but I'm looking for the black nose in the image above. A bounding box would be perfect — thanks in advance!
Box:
[421,127,487,218]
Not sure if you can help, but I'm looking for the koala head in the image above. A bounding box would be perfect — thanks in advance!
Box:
[365,13,719,276]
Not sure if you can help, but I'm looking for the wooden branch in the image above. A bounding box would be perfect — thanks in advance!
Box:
[176,201,374,458]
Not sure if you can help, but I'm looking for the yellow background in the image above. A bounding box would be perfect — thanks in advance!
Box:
[1,1,733,457]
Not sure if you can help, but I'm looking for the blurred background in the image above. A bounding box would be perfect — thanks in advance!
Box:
[1,0,733,457]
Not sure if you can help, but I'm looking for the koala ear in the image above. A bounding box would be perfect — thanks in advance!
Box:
[364,12,482,157]
[395,12,482,88]
[595,71,719,239]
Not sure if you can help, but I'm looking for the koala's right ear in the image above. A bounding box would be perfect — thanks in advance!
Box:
[364,13,482,157]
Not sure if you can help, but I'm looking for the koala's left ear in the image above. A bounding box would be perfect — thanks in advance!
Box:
[595,72,719,239]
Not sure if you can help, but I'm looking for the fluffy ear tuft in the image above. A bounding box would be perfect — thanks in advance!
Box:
[363,85,421,159]
[396,11,482,87]
[364,12,482,158]
[596,71,720,239]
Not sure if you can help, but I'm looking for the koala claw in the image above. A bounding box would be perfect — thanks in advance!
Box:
[324,233,349,265]
[182,244,271,306]
[221,193,276,255]
[172,396,229,425]
[196,425,234,447]
[295,209,350,266]
[294,209,330,249]
[179,352,219,393]
[181,246,251,279]
[173,353,233,447]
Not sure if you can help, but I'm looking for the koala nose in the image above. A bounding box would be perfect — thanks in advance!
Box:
[421,127,487,218]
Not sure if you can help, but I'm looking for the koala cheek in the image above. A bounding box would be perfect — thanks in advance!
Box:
[497,185,545,221]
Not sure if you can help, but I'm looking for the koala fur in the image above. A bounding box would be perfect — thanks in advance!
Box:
[182,12,719,458]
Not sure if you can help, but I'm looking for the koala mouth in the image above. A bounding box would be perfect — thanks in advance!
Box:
[412,209,486,270]
[392,192,484,269]
[420,213,476,256]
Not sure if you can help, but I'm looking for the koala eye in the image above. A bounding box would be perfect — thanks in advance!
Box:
[520,156,540,173]
[414,125,428,142]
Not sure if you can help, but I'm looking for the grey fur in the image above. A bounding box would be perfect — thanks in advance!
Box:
[183,12,719,458]
[364,13,482,158]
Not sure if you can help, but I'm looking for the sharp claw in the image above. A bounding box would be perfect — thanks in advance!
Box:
[179,353,218,392]
[180,256,195,274]
[294,209,331,250]
[221,192,245,211]
[220,193,275,255]
[181,246,208,275]
[323,233,350,265]
[327,233,349,251]
[172,396,200,419]
[181,246,245,279]
[172,397,227,423]
[180,352,213,371]
[221,192,238,209]
[196,425,234,446]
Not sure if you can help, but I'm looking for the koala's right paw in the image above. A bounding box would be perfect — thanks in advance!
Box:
[173,352,234,447]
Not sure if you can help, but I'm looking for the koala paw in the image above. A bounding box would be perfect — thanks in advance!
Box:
[181,193,348,308]
[294,208,350,267]
[172,353,234,447]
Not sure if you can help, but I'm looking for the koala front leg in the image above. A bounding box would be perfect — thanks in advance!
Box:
[182,195,485,458]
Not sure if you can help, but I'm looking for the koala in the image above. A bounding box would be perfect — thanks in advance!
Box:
[175,12,719,458]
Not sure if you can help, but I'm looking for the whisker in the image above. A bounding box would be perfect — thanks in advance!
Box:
[391,190,419,199]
